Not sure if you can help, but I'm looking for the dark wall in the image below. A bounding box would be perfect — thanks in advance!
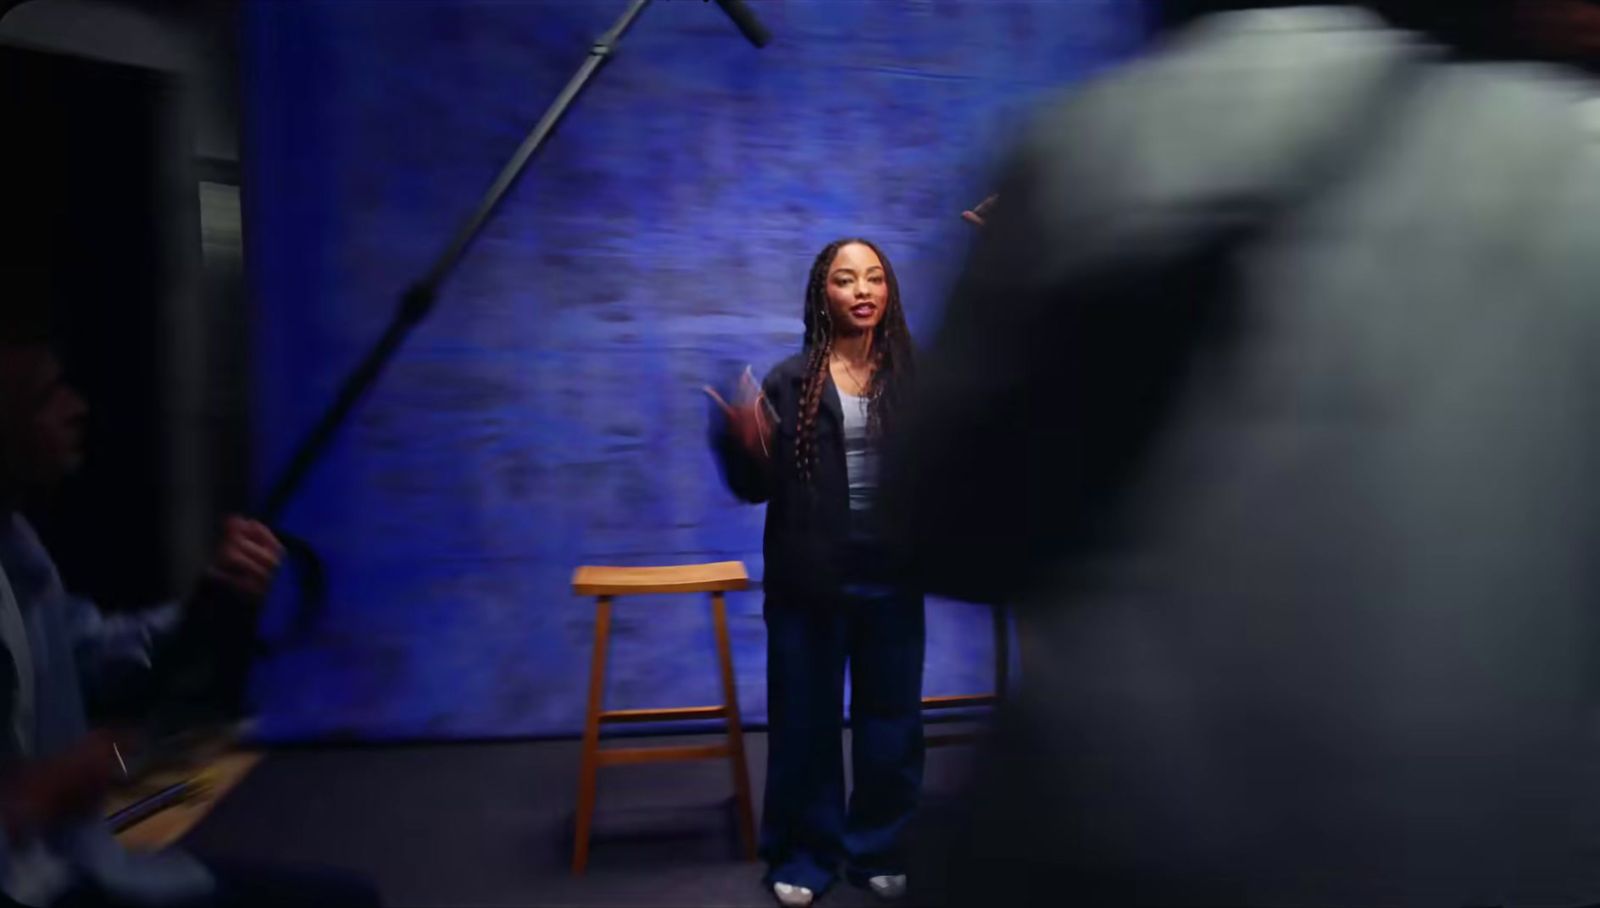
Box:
[243,0,1145,741]
[2,45,181,611]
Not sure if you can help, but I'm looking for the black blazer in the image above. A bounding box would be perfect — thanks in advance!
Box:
[712,352,905,602]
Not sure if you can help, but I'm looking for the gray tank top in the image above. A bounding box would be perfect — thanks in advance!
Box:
[838,388,875,512]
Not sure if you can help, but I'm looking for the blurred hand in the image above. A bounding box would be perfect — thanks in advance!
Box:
[705,369,775,463]
[205,516,284,600]
[1,730,119,841]
[962,194,998,228]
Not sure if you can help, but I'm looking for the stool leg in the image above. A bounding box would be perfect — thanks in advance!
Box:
[573,595,613,876]
[711,591,757,861]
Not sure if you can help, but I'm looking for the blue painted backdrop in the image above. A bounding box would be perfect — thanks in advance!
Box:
[242,0,1144,742]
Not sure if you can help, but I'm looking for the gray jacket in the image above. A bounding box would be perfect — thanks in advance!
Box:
[0,514,208,907]
[892,7,1600,905]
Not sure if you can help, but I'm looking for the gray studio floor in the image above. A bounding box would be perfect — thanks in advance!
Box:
[182,729,984,907]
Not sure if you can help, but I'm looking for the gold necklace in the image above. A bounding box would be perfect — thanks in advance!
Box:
[834,355,872,394]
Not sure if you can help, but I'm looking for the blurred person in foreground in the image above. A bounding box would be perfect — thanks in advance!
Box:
[889,0,1600,905]
[0,300,380,908]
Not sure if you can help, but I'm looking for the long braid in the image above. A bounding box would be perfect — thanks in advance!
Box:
[795,237,915,484]
[861,241,913,442]
[794,338,832,484]
[795,240,843,484]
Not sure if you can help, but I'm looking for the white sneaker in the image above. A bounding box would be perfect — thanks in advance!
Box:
[773,882,814,908]
[868,874,907,900]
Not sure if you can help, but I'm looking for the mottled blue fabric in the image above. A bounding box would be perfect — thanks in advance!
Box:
[243,0,1144,741]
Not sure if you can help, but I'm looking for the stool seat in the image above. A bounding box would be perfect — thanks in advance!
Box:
[572,562,749,596]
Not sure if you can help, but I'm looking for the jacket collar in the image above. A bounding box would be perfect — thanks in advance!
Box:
[788,365,844,429]
[820,373,843,428]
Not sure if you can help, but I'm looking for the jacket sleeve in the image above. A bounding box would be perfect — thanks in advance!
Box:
[66,595,183,704]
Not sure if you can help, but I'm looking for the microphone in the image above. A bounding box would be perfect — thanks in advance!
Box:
[710,0,772,48]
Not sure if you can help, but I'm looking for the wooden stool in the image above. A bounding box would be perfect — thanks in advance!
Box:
[923,604,1014,748]
[570,561,757,875]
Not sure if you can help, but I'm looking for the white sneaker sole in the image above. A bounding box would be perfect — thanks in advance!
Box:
[773,882,814,907]
[868,874,907,900]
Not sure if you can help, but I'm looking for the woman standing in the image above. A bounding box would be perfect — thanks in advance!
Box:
[709,238,921,907]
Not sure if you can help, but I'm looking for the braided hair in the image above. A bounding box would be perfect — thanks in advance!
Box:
[794,238,915,484]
